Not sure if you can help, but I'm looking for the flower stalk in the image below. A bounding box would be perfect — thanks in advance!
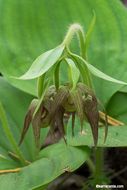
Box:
[62,23,93,88]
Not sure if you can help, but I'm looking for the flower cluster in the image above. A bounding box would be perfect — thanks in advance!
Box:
[18,22,126,149]
[19,82,99,148]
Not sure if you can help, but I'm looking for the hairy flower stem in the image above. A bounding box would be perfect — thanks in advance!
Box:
[62,23,93,88]
[63,24,85,56]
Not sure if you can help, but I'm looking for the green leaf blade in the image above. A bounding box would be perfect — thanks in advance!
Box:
[0,143,90,190]
[65,58,80,89]
[84,10,96,58]
[19,45,65,80]
[71,53,127,85]
[0,77,35,161]
[67,116,127,147]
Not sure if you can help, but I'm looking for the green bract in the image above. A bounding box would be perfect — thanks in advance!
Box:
[18,45,65,80]
[65,58,80,89]
[70,53,127,85]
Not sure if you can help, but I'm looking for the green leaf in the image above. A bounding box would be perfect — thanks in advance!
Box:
[18,45,65,80]
[0,143,90,190]
[0,102,26,165]
[106,91,127,124]
[5,77,37,96]
[0,154,19,170]
[0,79,90,189]
[0,77,35,161]
[71,53,127,85]
[66,117,127,147]
[72,57,92,87]
[65,58,80,89]
[0,146,20,170]
[84,11,96,59]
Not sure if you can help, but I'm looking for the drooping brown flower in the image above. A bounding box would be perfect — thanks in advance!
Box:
[77,83,99,146]
[19,83,103,149]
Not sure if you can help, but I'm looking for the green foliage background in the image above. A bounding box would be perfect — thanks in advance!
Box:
[0,0,127,189]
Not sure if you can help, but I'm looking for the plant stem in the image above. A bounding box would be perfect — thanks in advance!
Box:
[62,23,93,88]
[0,102,26,166]
[86,157,95,173]
[63,23,86,58]
[94,147,104,184]
[54,62,60,90]
[37,74,46,98]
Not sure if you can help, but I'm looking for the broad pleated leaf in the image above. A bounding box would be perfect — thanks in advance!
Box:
[67,116,127,147]
[0,77,34,161]
[1,0,127,104]
[0,144,90,190]
[1,1,127,189]
[107,91,127,124]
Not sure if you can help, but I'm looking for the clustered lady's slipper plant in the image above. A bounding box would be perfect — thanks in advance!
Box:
[17,14,127,150]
